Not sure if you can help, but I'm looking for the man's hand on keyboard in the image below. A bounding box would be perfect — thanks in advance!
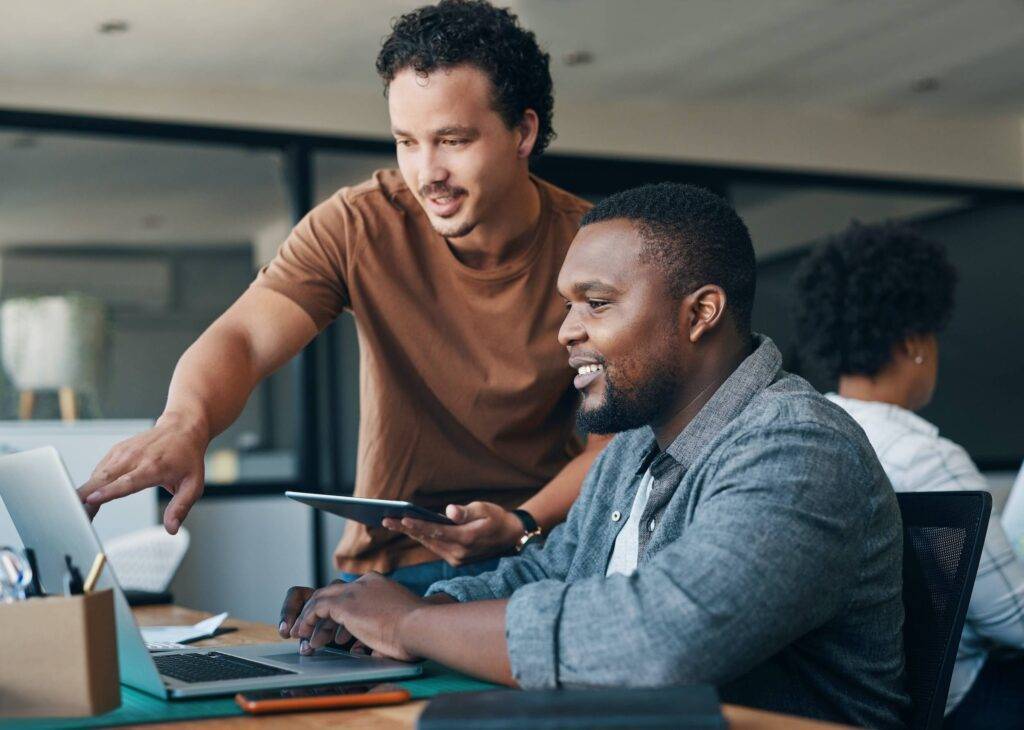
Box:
[279,581,355,652]
[286,573,427,662]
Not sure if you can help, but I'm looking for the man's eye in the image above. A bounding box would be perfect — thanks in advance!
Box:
[588,300,610,310]
[441,138,466,146]
[395,139,414,148]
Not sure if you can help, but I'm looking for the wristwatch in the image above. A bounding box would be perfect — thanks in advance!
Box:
[512,508,543,554]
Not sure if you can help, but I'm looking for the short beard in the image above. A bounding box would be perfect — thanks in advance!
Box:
[419,182,474,239]
[577,366,679,435]
[430,218,477,239]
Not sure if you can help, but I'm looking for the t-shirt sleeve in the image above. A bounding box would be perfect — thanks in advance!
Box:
[251,192,357,330]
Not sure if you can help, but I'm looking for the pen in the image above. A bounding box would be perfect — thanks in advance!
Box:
[83,552,106,594]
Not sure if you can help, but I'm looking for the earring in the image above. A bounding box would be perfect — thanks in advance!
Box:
[914,355,924,364]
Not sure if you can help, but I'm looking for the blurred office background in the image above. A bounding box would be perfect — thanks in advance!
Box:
[1,1,1022,620]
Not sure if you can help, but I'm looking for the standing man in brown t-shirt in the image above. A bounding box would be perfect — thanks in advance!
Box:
[78,0,606,593]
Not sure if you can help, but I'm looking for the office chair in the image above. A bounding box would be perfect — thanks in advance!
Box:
[897,491,991,730]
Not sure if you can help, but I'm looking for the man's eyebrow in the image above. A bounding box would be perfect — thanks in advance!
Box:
[434,125,479,137]
[571,280,619,296]
[391,126,479,138]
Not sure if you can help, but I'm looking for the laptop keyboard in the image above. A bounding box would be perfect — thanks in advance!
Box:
[154,651,296,684]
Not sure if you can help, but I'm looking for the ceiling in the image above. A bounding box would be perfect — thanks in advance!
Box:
[2,0,1024,117]
[0,1,1003,253]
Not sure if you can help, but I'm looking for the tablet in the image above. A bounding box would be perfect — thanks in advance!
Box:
[285,492,455,526]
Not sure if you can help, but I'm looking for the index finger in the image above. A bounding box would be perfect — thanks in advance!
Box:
[83,469,154,506]
[77,462,127,502]
[278,586,312,635]
[292,583,347,639]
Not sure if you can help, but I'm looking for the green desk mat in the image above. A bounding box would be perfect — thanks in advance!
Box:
[1,662,501,729]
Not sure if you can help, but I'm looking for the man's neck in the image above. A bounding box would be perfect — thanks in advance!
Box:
[652,335,752,451]
[447,174,541,270]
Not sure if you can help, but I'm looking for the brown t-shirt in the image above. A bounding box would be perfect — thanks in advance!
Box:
[253,169,591,573]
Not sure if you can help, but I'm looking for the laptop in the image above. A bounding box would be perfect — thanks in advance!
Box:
[0,447,421,699]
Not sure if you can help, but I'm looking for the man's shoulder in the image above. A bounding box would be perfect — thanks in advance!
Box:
[308,170,422,258]
[708,372,897,523]
[336,169,414,212]
[752,372,864,433]
[727,372,882,471]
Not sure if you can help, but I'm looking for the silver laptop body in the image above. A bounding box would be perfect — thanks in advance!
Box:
[0,447,421,698]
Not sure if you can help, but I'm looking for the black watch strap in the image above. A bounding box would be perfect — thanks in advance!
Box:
[512,508,539,534]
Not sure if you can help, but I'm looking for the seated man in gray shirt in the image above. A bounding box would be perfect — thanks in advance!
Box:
[278,183,909,729]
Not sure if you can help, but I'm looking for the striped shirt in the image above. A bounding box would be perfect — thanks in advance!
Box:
[829,394,1024,714]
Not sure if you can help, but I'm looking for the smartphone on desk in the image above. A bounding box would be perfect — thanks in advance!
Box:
[235,682,411,714]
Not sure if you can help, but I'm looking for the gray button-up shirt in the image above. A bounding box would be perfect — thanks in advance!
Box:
[428,336,909,729]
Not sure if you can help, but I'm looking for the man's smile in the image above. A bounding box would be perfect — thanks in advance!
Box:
[569,355,605,390]
[423,190,466,218]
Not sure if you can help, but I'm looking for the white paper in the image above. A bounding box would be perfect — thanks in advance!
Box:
[141,612,228,646]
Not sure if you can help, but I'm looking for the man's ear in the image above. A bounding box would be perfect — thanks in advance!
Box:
[516,109,540,159]
[681,285,728,343]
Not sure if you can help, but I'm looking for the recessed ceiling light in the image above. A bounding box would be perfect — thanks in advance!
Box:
[98,20,129,34]
[911,77,940,93]
[562,50,593,67]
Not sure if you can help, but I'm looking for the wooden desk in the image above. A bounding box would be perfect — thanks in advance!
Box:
[131,606,851,730]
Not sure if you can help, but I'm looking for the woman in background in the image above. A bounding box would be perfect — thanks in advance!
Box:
[794,221,1024,729]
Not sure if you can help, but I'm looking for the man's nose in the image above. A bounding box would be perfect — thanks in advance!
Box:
[421,148,448,186]
[558,307,585,347]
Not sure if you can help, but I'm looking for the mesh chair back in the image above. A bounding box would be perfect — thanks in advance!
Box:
[898,491,991,730]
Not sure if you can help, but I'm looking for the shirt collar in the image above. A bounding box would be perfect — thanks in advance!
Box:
[632,334,782,475]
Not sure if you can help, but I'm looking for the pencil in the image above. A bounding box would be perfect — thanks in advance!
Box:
[83,552,106,594]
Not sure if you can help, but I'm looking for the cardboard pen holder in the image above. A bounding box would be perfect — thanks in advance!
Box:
[0,589,121,718]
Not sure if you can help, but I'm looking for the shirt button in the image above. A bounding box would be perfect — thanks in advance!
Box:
[611,511,621,522]
[648,519,656,532]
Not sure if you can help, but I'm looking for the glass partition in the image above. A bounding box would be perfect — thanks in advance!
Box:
[0,130,297,484]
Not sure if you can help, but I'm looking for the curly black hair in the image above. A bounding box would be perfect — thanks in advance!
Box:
[376,0,555,156]
[793,221,957,383]
[581,183,757,333]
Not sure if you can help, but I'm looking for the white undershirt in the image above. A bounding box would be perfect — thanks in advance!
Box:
[605,468,655,577]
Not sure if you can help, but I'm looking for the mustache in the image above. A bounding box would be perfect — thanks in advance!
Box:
[419,183,467,199]
[570,351,606,366]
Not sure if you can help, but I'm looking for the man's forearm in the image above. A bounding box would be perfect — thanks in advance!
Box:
[400,599,515,686]
[519,435,611,532]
